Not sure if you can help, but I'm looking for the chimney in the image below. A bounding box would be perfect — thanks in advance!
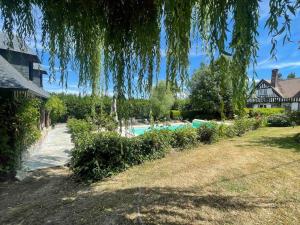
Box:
[271,69,279,87]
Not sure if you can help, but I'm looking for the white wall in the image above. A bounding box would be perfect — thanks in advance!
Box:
[252,103,271,108]
[291,102,299,111]
[255,88,277,97]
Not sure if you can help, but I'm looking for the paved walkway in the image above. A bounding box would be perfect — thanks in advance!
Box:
[17,124,73,177]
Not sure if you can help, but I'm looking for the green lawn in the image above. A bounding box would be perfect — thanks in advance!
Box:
[1,126,300,225]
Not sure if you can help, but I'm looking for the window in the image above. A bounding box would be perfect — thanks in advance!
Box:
[258,89,267,96]
[40,74,43,87]
[29,62,33,81]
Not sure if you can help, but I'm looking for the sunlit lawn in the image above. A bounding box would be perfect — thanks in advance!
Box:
[1,126,299,225]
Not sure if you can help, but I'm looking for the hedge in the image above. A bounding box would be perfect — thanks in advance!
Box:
[181,110,221,121]
[289,111,300,125]
[197,123,219,144]
[245,108,285,117]
[172,126,198,148]
[71,130,172,181]
[267,114,292,127]
[170,110,181,120]
[67,118,92,144]
[69,117,263,181]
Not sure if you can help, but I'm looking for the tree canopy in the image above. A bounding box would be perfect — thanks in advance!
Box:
[189,57,234,119]
[0,0,298,104]
[150,81,175,120]
[287,72,296,78]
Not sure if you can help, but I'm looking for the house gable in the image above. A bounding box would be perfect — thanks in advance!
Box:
[253,79,282,98]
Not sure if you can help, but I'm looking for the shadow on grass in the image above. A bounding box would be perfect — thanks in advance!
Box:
[1,167,297,225]
[237,134,300,152]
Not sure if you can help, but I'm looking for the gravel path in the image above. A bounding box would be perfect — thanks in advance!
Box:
[17,123,73,176]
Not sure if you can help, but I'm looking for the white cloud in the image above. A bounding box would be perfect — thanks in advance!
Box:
[257,57,272,66]
[45,86,92,96]
[257,60,300,69]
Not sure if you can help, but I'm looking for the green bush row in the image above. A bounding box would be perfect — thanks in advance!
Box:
[266,112,300,127]
[245,108,285,117]
[173,110,221,121]
[71,130,172,181]
[69,116,263,181]
[170,110,181,120]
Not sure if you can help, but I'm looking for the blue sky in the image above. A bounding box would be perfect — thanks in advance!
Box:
[33,1,300,94]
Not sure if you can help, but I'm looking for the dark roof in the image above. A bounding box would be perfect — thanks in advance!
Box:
[0,55,49,98]
[0,32,40,62]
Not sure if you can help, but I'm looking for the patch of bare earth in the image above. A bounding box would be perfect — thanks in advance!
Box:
[1,127,300,225]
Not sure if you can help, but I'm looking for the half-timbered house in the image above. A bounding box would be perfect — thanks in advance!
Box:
[247,69,300,111]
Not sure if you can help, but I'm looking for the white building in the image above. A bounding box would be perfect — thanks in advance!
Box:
[247,69,300,111]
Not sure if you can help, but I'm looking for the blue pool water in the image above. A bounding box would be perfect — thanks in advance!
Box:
[130,120,205,136]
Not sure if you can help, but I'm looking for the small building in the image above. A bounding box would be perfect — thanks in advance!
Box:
[247,69,300,111]
[0,32,50,128]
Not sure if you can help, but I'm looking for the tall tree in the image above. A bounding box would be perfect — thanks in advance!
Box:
[287,72,296,79]
[150,81,175,120]
[189,58,234,119]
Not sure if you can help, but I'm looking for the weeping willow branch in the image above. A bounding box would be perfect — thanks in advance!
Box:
[0,0,298,109]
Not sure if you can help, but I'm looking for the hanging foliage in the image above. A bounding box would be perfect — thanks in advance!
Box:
[0,0,298,105]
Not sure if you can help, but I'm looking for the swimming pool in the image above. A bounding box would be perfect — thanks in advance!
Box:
[130,120,206,136]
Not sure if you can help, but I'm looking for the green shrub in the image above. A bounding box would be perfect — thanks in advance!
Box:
[217,124,226,138]
[224,125,236,138]
[217,124,236,138]
[45,96,66,124]
[172,126,198,149]
[245,108,285,117]
[267,115,292,127]
[289,111,300,125]
[89,113,118,131]
[251,117,265,130]
[127,99,151,119]
[295,133,300,143]
[170,110,181,120]
[172,98,190,111]
[71,132,126,180]
[139,129,173,160]
[0,97,41,180]
[181,110,198,120]
[181,110,221,121]
[197,123,218,144]
[71,129,172,181]
[67,118,92,143]
[233,117,258,136]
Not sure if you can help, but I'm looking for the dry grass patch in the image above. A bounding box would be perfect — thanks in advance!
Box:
[1,127,300,224]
